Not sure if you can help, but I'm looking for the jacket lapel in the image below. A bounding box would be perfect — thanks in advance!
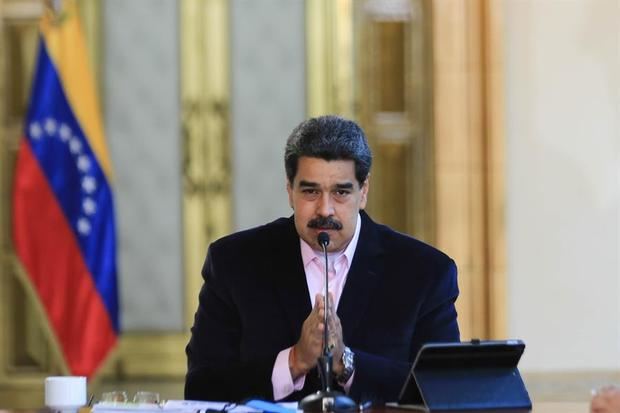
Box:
[337,211,383,344]
[271,217,313,342]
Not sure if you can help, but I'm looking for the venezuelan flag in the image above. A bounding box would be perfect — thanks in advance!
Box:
[12,0,118,377]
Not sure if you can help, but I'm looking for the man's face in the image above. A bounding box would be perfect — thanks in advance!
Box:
[287,156,369,252]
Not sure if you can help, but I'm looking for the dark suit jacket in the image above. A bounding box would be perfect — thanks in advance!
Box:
[185,211,459,403]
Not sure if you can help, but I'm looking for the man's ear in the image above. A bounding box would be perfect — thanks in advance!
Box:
[359,176,370,210]
[286,180,294,209]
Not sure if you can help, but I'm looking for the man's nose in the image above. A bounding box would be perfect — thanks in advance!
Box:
[317,192,334,216]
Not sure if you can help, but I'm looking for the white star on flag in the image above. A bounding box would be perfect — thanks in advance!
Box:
[77,155,91,172]
[77,217,91,235]
[30,122,42,140]
[69,138,82,154]
[44,118,57,135]
[59,124,72,142]
[82,176,97,194]
[83,197,97,215]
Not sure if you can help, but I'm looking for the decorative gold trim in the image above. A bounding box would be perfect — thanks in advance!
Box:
[481,0,507,339]
[115,334,189,377]
[2,1,44,20]
[306,0,354,117]
[180,0,231,326]
[305,0,329,116]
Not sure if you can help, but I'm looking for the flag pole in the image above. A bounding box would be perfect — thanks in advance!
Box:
[44,0,63,18]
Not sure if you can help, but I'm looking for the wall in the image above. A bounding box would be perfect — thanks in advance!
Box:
[231,0,306,230]
[504,0,619,371]
[104,0,183,331]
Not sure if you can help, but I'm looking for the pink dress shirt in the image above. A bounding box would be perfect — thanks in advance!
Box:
[271,214,362,400]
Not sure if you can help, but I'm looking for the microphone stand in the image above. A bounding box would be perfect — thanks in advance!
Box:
[299,232,356,413]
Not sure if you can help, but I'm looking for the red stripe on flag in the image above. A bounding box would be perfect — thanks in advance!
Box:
[12,139,116,376]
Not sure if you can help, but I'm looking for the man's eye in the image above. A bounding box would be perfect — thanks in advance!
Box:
[301,189,320,198]
[334,190,350,197]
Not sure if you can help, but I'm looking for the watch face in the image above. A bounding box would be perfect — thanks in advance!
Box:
[338,347,354,384]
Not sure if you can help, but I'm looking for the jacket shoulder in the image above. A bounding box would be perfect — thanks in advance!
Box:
[210,217,292,251]
[372,220,455,268]
[202,217,294,278]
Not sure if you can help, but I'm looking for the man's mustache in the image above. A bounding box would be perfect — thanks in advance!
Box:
[307,216,343,230]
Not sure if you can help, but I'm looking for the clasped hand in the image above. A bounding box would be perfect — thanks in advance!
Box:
[289,293,344,380]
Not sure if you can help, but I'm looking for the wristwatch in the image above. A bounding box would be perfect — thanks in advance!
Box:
[336,346,355,385]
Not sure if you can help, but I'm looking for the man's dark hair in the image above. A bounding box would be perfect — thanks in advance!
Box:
[284,115,372,186]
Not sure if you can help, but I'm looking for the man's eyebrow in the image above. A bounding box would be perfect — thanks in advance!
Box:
[335,182,354,189]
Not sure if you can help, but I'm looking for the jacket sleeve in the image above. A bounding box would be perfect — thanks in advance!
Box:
[184,245,278,402]
[348,259,460,403]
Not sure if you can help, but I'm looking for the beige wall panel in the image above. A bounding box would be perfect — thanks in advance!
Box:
[432,0,507,340]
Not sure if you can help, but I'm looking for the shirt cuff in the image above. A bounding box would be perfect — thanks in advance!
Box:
[342,371,355,393]
[272,347,306,401]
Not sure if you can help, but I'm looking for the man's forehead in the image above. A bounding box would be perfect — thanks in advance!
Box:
[296,157,355,173]
[292,157,359,186]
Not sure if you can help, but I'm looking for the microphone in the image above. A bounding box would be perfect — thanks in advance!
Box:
[299,232,356,412]
[318,231,330,249]
[318,231,331,391]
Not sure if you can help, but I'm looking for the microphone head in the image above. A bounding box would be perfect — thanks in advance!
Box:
[317,232,330,248]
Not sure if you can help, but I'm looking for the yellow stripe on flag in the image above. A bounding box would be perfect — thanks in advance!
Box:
[39,0,113,180]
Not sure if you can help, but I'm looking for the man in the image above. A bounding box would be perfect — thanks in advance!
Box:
[185,115,459,403]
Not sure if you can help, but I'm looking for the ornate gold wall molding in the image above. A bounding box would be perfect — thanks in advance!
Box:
[306,0,354,118]
[180,0,231,333]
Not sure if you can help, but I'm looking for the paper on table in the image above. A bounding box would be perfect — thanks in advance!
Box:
[92,403,168,413]
[163,400,299,413]
[163,400,258,413]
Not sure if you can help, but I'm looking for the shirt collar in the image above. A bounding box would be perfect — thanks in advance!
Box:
[300,213,362,267]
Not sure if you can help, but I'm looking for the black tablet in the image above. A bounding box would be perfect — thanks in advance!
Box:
[396,340,532,412]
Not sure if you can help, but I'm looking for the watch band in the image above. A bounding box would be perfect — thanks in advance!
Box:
[336,346,355,385]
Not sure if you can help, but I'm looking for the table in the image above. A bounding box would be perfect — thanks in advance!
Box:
[0,402,591,413]
[531,402,587,413]
[381,402,588,413]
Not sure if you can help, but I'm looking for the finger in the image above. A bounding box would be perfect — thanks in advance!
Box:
[315,294,326,312]
[327,311,341,330]
[590,397,604,411]
[324,293,333,315]
[314,294,323,310]
[328,292,335,308]
[333,316,342,332]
